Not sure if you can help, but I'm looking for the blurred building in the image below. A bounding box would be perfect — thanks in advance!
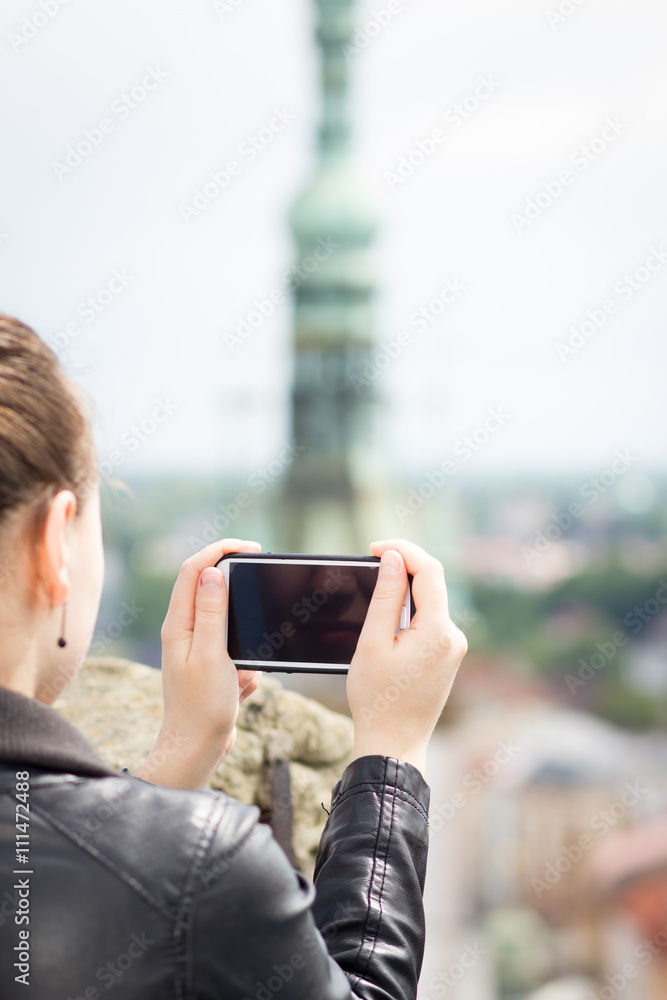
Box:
[281,0,396,553]
[426,690,667,998]
[592,819,667,1000]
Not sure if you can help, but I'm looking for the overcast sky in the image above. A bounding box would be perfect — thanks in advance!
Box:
[0,0,665,486]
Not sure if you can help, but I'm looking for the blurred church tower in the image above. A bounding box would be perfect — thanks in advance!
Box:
[281,0,396,554]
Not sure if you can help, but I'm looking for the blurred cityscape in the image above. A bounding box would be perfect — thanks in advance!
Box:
[97,469,667,999]
[98,471,667,733]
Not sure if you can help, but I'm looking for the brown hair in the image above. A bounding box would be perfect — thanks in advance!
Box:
[0,314,94,539]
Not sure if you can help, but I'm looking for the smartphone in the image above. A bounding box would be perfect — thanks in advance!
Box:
[215,552,414,674]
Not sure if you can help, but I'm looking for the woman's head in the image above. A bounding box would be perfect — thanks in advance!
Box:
[0,315,95,530]
[0,315,105,702]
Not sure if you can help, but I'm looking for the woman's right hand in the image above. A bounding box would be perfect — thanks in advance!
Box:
[346,539,468,777]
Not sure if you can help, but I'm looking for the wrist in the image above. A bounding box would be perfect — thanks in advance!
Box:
[352,736,427,778]
[136,726,232,789]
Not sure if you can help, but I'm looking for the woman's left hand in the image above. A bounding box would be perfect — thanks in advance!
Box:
[135,538,262,788]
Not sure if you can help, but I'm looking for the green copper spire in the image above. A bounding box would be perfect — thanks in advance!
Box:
[315,0,354,156]
[280,0,393,554]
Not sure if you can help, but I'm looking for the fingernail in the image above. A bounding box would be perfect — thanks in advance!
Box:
[201,568,223,589]
[379,551,401,576]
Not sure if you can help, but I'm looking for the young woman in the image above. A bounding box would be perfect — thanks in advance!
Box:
[0,314,467,1000]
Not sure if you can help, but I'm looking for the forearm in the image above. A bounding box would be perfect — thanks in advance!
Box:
[312,755,430,1000]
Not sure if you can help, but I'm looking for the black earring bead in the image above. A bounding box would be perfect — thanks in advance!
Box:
[58,604,67,648]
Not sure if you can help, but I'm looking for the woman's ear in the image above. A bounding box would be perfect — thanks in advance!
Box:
[32,490,79,607]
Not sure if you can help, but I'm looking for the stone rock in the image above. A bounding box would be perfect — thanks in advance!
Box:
[54,656,354,875]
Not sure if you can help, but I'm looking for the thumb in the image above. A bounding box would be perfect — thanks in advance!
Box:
[358,550,407,651]
[188,567,228,667]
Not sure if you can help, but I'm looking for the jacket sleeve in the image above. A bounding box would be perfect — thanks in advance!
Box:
[312,755,431,1000]
[189,756,429,1000]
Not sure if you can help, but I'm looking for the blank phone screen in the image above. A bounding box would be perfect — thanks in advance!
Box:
[226,561,379,665]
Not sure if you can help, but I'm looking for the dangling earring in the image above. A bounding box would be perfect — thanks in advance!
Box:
[58,604,67,648]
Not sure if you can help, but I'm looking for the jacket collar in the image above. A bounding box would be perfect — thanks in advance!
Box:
[0,685,119,778]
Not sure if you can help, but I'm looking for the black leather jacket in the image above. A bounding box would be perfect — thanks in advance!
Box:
[0,687,430,999]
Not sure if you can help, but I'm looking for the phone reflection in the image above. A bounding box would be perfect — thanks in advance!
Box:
[227,562,378,666]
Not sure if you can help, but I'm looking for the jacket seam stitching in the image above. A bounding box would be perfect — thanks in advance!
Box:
[348,756,391,988]
[27,799,174,919]
[331,786,429,826]
[175,798,226,1000]
[357,757,398,983]
[333,773,427,802]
